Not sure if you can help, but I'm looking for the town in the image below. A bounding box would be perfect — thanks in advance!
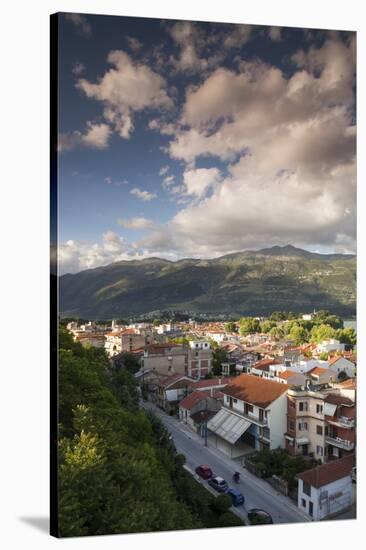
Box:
[64,310,357,525]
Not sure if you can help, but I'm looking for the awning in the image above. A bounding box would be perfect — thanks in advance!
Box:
[207,408,251,444]
[296,437,310,445]
[324,402,337,416]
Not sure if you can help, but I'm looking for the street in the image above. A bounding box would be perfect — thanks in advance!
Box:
[142,401,310,526]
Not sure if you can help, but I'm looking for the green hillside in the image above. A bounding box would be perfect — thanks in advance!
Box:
[59,245,356,318]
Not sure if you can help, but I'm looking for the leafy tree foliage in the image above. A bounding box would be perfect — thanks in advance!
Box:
[310,323,337,343]
[57,327,244,536]
[224,321,237,333]
[212,347,228,376]
[239,317,261,336]
[336,328,357,347]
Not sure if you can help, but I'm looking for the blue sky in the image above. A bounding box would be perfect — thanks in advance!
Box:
[57,13,356,274]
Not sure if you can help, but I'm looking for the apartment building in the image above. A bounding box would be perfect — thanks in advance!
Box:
[207,374,288,458]
[285,387,356,462]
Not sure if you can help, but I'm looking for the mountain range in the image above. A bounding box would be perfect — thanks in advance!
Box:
[59,245,356,318]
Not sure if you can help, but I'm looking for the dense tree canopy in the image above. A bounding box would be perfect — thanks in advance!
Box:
[57,327,244,536]
[239,317,261,336]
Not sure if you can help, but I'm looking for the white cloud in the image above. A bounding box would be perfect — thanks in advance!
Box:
[126,36,143,52]
[72,62,85,76]
[130,187,157,201]
[64,14,92,37]
[117,217,153,229]
[159,165,170,176]
[81,122,111,149]
[268,26,281,41]
[168,21,208,73]
[222,24,252,49]
[58,232,131,274]
[162,175,175,189]
[140,36,356,257]
[58,121,111,152]
[76,50,173,139]
[182,167,222,199]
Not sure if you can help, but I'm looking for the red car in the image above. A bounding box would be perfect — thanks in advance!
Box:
[195,464,213,479]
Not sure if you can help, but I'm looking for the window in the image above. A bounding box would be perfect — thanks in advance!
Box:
[289,400,295,408]
[316,404,323,414]
[309,501,313,517]
[316,445,323,456]
[289,420,295,431]
[299,402,308,412]
[303,482,311,497]
[298,422,308,431]
[301,499,306,508]
[325,426,329,436]
[316,425,323,435]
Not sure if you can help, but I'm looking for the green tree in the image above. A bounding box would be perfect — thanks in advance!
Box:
[310,323,337,343]
[224,321,237,333]
[212,347,228,376]
[269,325,285,339]
[239,317,261,336]
[261,320,277,333]
[288,324,308,345]
[337,328,357,348]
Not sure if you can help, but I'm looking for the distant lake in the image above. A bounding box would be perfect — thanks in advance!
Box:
[344,320,357,332]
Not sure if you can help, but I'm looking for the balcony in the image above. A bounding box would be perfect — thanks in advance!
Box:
[325,436,355,450]
[224,405,268,426]
[258,428,271,441]
[326,416,355,429]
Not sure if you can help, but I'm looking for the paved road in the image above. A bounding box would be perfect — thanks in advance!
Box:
[142,401,310,526]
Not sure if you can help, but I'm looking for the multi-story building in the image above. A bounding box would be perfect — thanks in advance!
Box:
[105,329,153,357]
[187,340,212,378]
[286,387,327,462]
[207,374,288,459]
[285,386,356,462]
[324,393,356,460]
[141,343,189,376]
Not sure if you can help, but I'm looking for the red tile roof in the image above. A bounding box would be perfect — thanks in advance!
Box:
[309,367,329,376]
[297,455,355,488]
[325,393,354,406]
[222,374,288,408]
[278,371,298,380]
[179,391,208,410]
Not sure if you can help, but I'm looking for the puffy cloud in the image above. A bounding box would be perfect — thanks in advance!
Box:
[222,24,252,49]
[58,122,111,152]
[126,36,143,52]
[117,217,153,229]
[268,26,281,41]
[64,14,92,37]
[168,21,207,73]
[58,232,131,274]
[130,187,157,201]
[182,167,222,198]
[140,36,356,257]
[159,165,170,176]
[76,50,173,139]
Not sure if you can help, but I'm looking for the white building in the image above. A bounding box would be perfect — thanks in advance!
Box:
[317,339,346,354]
[297,455,355,520]
[207,374,288,458]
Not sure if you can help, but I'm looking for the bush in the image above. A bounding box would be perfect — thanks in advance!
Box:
[211,494,232,515]
[218,511,244,527]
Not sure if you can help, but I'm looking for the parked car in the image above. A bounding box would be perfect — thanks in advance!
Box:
[195,464,213,480]
[227,488,245,506]
[208,476,229,493]
[247,508,273,524]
